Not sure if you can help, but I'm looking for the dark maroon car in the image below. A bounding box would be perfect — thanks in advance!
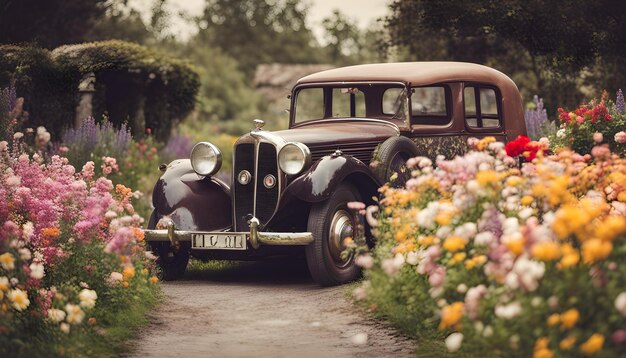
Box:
[144,62,527,285]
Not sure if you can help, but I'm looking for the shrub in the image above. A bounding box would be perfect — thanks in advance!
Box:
[551,90,626,156]
[53,40,200,141]
[0,133,159,356]
[357,137,626,356]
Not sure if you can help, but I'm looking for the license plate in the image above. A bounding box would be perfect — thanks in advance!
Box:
[191,233,247,250]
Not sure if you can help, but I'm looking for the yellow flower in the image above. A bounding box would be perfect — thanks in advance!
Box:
[0,253,15,270]
[521,195,534,206]
[449,252,466,265]
[122,266,136,280]
[532,242,561,261]
[506,176,522,187]
[582,239,612,263]
[547,313,560,327]
[560,308,579,330]
[0,276,9,291]
[418,235,436,247]
[439,302,464,329]
[505,238,525,256]
[443,236,466,253]
[560,336,576,350]
[580,334,604,356]
[464,255,487,270]
[558,244,580,269]
[594,216,626,241]
[476,170,499,187]
[552,205,588,239]
[149,276,158,284]
[435,212,453,226]
[477,136,496,150]
[8,288,30,311]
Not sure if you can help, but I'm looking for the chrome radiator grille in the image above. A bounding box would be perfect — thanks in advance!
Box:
[232,141,280,231]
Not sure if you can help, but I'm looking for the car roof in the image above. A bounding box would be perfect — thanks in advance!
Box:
[296,62,516,89]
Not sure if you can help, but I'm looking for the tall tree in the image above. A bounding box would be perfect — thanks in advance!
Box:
[0,0,110,47]
[196,0,322,74]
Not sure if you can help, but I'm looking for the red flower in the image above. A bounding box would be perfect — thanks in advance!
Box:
[505,135,531,157]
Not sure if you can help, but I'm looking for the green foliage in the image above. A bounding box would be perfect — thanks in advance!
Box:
[52,40,200,141]
[0,0,109,48]
[0,45,80,138]
[196,0,324,75]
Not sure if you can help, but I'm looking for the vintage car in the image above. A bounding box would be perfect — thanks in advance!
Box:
[144,62,526,285]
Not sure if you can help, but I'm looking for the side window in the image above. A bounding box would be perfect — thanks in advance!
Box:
[295,88,324,123]
[410,86,450,125]
[382,87,406,115]
[464,86,501,128]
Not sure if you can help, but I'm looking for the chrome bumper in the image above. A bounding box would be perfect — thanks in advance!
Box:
[143,217,314,249]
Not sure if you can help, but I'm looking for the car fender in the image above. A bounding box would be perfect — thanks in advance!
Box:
[284,154,381,204]
[152,159,231,231]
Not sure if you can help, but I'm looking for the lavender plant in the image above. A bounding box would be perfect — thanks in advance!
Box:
[616,89,625,115]
[0,86,24,141]
[161,133,194,162]
[61,116,132,170]
[524,95,554,140]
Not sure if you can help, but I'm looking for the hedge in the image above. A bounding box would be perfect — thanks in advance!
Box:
[0,41,200,141]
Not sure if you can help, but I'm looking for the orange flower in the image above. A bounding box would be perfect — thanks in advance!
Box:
[149,276,159,284]
[532,242,561,261]
[443,236,466,252]
[439,302,464,329]
[560,336,576,350]
[560,308,579,330]
[133,227,145,241]
[580,334,604,355]
[122,266,136,280]
[41,227,61,239]
[582,239,612,263]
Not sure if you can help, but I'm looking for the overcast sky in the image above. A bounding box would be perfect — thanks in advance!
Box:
[128,0,391,41]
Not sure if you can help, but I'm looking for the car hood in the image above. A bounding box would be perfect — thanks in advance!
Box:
[271,119,399,147]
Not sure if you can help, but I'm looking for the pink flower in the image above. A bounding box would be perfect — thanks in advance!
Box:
[593,132,603,143]
[355,254,374,269]
[465,285,487,319]
[347,201,366,210]
[591,145,610,159]
[428,265,446,288]
[615,131,626,144]
[612,330,626,345]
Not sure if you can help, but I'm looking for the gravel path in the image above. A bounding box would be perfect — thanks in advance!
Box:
[129,258,416,358]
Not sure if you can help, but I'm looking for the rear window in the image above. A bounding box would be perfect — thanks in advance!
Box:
[410,86,450,125]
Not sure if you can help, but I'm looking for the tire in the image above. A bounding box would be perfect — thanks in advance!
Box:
[305,183,363,286]
[147,211,190,281]
[372,136,421,187]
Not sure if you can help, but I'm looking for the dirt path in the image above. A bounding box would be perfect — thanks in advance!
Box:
[130,258,416,358]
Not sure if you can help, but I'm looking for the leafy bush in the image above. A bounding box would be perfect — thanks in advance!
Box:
[0,134,159,357]
[551,90,626,156]
[53,40,200,141]
[356,137,626,356]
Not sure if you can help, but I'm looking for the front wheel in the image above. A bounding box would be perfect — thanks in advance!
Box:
[147,211,190,281]
[305,183,362,286]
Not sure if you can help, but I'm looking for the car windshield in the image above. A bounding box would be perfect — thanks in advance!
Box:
[293,84,407,124]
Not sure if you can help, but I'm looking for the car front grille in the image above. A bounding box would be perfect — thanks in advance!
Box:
[232,141,280,231]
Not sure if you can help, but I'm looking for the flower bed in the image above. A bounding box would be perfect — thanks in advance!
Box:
[0,136,159,356]
[356,135,626,356]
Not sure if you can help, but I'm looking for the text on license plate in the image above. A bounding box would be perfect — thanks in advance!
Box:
[192,233,246,250]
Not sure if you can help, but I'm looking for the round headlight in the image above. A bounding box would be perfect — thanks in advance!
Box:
[190,142,222,176]
[278,142,311,175]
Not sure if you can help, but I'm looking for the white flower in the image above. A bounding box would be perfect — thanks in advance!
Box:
[22,222,34,241]
[454,222,477,240]
[556,128,566,138]
[6,175,20,187]
[107,271,123,286]
[105,211,118,220]
[483,325,494,337]
[518,208,533,220]
[144,251,157,260]
[381,258,399,276]
[47,308,66,323]
[60,322,70,334]
[495,301,522,319]
[0,140,7,151]
[65,303,85,324]
[393,253,405,269]
[445,332,464,352]
[531,297,543,307]
[78,289,98,309]
[436,226,452,239]
[13,132,23,139]
[29,262,45,280]
[502,217,519,235]
[355,255,374,269]
[456,284,468,293]
[406,251,419,265]
[18,248,31,261]
[474,231,495,247]
[8,288,30,311]
[615,292,626,315]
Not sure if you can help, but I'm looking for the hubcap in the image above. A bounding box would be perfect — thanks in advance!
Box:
[328,209,355,267]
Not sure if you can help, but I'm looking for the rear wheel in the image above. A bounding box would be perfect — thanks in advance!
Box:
[305,183,362,286]
[147,211,190,281]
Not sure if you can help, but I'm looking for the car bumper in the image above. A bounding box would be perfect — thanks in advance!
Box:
[143,217,314,249]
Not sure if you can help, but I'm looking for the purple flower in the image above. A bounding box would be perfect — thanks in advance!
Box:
[524,95,549,140]
[616,89,625,115]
